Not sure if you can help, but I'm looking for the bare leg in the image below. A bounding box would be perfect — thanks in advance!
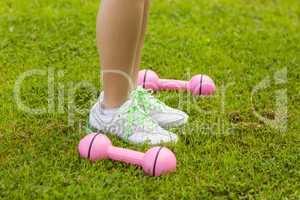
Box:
[97,0,145,108]
[132,0,150,87]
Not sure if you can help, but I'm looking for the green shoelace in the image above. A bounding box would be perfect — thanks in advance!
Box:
[121,88,157,140]
[133,87,165,114]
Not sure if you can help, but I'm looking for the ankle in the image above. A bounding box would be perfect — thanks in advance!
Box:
[101,102,120,116]
[103,96,128,109]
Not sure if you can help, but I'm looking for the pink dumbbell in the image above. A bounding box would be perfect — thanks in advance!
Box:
[78,133,177,176]
[138,69,216,96]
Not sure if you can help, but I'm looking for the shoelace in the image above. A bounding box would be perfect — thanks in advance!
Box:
[133,87,166,114]
[120,89,157,140]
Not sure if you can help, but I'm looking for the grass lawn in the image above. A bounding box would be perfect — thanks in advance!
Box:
[0,0,299,199]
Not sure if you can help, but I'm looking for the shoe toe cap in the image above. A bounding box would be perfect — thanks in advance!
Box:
[152,110,188,128]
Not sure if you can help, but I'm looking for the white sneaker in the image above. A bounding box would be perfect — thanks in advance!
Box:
[89,98,178,145]
[97,87,188,128]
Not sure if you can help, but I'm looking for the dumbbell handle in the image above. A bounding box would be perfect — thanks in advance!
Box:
[107,146,144,166]
[159,79,188,90]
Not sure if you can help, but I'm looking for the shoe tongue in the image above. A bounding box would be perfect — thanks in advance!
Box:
[137,86,149,94]
[136,86,145,90]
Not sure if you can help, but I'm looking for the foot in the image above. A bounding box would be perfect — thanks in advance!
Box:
[97,87,188,128]
[89,98,178,145]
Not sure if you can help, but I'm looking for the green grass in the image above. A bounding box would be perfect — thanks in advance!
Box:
[0,0,299,199]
